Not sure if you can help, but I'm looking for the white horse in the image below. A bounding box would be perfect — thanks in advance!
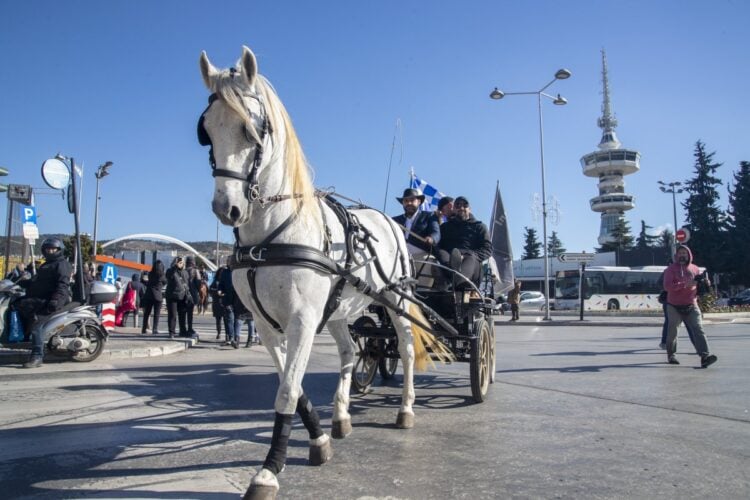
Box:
[199,46,430,500]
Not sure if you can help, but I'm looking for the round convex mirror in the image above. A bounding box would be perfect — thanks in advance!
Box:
[41,158,70,190]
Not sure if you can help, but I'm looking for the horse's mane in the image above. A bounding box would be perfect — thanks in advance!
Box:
[211,69,321,229]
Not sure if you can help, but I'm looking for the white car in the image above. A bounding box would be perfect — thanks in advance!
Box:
[519,291,552,311]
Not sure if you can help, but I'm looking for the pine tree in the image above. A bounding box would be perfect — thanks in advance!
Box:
[597,217,634,252]
[546,231,566,257]
[635,220,659,249]
[522,227,542,259]
[659,229,674,253]
[682,141,727,271]
[727,161,750,284]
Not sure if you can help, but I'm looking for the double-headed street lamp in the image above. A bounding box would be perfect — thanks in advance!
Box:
[658,180,683,254]
[490,68,571,320]
[92,161,114,257]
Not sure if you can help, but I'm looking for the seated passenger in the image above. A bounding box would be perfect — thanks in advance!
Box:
[392,188,440,285]
[435,196,454,225]
[435,196,492,291]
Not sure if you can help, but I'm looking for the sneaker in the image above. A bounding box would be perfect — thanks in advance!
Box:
[659,342,666,350]
[231,340,239,349]
[668,355,680,365]
[23,353,43,369]
[701,354,717,368]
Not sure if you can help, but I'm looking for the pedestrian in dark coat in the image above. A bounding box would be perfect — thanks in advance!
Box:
[165,256,193,339]
[142,260,166,334]
[209,267,226,339]
[184,255,200,335]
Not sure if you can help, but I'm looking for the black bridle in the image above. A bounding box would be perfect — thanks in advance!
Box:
[197,87,273,203]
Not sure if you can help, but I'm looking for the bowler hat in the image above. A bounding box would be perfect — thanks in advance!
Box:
[396,188,425,203]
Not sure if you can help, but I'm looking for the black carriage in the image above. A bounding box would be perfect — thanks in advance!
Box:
[348,266,497,403]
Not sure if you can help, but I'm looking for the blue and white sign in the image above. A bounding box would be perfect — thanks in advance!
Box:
[21,205,37,225]
[102,263,118,284]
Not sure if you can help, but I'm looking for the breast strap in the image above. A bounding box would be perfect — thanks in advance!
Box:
[228,196,417,335]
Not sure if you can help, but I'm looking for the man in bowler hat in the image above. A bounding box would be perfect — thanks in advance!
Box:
[392,188,441,255]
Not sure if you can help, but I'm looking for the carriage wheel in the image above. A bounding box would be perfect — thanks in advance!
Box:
[378,338,399,379]
[469,318,492,402]
[489,323,496,384]
[350,316,378,393]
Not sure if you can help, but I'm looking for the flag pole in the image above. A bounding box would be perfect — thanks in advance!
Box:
[382,118,401,211]
[490,180,499,239]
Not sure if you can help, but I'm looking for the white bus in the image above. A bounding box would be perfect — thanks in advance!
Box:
[554,266,665,311]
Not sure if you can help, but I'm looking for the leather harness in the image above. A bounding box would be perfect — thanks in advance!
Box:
[198,87,455,336]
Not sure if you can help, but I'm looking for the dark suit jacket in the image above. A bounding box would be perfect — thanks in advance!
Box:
[392,211,441,252]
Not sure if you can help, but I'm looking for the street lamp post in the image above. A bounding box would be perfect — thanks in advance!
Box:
[92,161,114,256]
[658,180,683,254]
[490,68,571,320]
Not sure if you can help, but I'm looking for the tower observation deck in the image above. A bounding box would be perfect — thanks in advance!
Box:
[581,50,640,245]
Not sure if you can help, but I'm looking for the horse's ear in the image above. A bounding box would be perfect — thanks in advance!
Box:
[240,45,258,86]
[199,51,218,90]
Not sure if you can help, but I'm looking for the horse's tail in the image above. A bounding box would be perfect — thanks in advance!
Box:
[409,303,455,371]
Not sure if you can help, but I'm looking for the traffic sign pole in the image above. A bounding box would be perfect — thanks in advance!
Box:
[579,262,586,321]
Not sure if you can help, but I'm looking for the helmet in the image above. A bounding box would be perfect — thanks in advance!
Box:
[41,238,64,257]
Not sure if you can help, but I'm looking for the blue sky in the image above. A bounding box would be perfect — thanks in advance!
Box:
[1,0,748,257]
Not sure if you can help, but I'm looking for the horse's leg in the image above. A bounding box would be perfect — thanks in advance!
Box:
[326,318,356,438]
[296,392,333,465]
[247,314,328,499]
[386,305,416,429]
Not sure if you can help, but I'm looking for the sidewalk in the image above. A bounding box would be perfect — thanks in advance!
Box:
[0,326,197,365]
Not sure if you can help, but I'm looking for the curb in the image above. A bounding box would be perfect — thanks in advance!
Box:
[0,336,196,365]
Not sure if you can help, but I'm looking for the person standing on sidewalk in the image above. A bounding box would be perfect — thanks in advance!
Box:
[218,265,239,348]
[184,256,201,335]
[165,257,191,339]
[209,267,226,340]
[663,245,717,368]
[507,280,522,321]
[142,260,166,335]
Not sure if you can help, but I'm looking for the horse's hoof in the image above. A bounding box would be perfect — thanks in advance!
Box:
[396,411,414,429]
[309,435,334,465]
[242,484,278,500]
[331,418,352,439]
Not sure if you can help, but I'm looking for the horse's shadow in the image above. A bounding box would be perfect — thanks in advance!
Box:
[0,365,348,498]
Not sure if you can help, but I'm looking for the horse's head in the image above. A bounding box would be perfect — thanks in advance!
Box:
[198,46,272,227]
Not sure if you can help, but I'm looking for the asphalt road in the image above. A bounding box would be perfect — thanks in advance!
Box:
[0,316,748,499]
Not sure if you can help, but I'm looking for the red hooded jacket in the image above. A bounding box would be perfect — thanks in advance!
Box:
[663,245,703,306]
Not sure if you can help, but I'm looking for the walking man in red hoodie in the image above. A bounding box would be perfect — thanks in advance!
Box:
[663,245,718,368]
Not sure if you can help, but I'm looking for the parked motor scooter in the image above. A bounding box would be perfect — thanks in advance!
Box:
[0,279,116,362]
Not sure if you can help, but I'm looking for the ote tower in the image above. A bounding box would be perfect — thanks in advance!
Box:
[581,50,640,245]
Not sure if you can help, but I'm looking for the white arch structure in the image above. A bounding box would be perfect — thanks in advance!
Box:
[101,233,218,272]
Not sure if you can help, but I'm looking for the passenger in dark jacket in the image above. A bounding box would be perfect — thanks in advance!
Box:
[15,238,73,368]
[436,196,492,290]
[142,260,166,334]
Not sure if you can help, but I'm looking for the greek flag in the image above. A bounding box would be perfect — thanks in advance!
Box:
[410,175,445,212]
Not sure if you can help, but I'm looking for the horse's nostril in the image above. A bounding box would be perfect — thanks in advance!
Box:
[229,206,242,221]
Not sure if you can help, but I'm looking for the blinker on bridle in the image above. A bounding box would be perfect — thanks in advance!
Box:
[197,87,272,203]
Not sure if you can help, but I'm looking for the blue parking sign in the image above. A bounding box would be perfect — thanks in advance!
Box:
[21,205,37,225]
[102,263,117,284]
